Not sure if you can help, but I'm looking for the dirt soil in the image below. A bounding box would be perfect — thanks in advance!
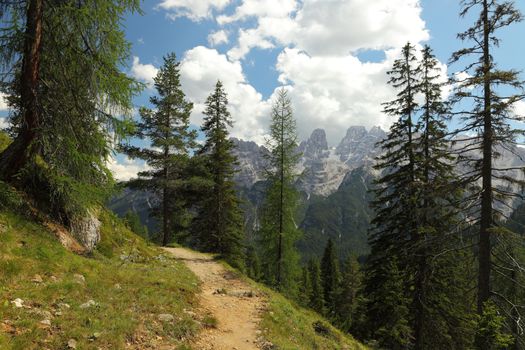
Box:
[164,247,266,350]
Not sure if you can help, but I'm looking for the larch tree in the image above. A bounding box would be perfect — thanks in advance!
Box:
[192,80,245,269]
[450,0,525,334]
[121,53,196,246]
[258,88,302,295]
[0,0,141,232]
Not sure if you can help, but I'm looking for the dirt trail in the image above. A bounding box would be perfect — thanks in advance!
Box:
[164,247,266,350]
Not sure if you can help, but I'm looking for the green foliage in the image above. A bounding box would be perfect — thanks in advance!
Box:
[335,255,363,333]
[363,258,412,349]
[476,301,515,350]
[321,238,340,318]
[192,81,245,269]
[245,245,262,281]
[124,210,148,239]
[308,258,325,315]
[363,43,477,349]
[121,53,196,246]
[363,43,419,349]
[0,180,23,212]
[299,264,312,307]
[495,221,525,348]
[258,88,302,295]
[299,167,374,260]
[0,131,11,152]
[0,0,142,224]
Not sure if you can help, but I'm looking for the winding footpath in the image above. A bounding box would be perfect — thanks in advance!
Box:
[163,247,266,350]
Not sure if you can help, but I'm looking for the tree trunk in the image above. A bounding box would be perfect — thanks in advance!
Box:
[162,111,170,247]
[414,75,432,350]
[277,109,284,288]
[0,0,44,180]
[478,0,492,315]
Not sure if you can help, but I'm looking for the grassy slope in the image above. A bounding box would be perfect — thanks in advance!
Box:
[261,290,368,350]
[0,210,199,350]
[0,204,366,350]
[220,263,367,350]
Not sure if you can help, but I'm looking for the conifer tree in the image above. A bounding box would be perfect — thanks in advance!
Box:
[308,258,325,314]
[246,245,262,281]
[299,265,313,307]
[121,53,196,246]
[336,255,362,333]
[321,238,340,318]
[363,42,420,348]
[450,0,525,324]
[412,45,477,349]
[258,88,302,294]
[364,257,412,349]
[0,1,141,226]
[124,210,148,239]
[192,81,245,269]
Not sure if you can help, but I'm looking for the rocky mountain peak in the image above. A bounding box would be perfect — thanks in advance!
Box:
[231,138,269,188]
[335,126,384,164]
[368,126,387,139]
[344,126,368,141]
[298,128,329,160]
[232,125,385,197]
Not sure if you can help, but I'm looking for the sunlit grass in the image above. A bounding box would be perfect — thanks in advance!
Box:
[0,210,199,349]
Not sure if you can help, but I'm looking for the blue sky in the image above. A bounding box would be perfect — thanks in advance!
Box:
[1,1,524,179]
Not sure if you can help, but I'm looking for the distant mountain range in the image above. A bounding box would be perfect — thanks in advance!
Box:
[109,125,525,260]
[232,125,386,197]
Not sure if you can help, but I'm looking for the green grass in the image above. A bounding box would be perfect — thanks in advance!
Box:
[260,291,367,349]
[0,210,200,349]
[219,263,368,350]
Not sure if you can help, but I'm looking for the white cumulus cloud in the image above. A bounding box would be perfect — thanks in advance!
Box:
[208,29,230,46]
[180,46,271,143]
[158,0,232,21]
[130,56,159,87]
[275,48,397,141]
[215,0,438,143]
[217,0,298,24]
[0,93,8,111]
[224,0,428,59]
[107,155,150,182]
[513,100,525,118]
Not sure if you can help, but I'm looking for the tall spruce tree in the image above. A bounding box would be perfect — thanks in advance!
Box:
[321,238,340,318]
[363,42,420,348]
[0,1,141,227]
[412,45,477,349]
[450,0,525,334]
[192,80,245,269]
[258,88,302,294]
[121,53,196,246]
